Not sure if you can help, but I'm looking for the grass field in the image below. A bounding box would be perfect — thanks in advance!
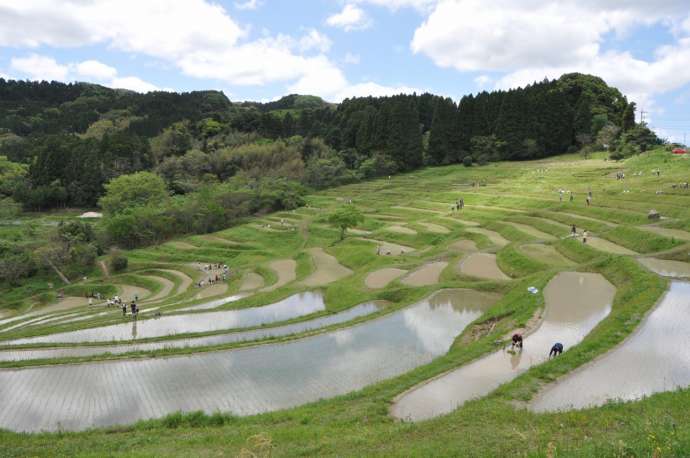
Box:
[1,148,690,456]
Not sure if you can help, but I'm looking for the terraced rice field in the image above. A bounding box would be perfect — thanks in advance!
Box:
[3,149,690,456]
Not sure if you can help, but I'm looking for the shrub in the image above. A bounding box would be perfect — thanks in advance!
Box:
[109,250,129,272]
[462,156,473,167]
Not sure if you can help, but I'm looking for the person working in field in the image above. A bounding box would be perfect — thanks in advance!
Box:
[511,333,523,350]
[549,342,563,358]
[571,224,577,237]
[582,229,588,244]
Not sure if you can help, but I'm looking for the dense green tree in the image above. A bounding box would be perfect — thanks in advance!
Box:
[99,171,169,215]
[328,205,364,240]
[621,102,636,132]
[427,97,457,165]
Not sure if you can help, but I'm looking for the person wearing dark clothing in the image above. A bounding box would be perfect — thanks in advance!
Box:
[121,303,127,316]
[511,333,523,350]
[549,342,564,357]
[571,224,577,236]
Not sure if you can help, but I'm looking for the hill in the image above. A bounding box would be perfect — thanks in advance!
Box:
[0,73,644,211]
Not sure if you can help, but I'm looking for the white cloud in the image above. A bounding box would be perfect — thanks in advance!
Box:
[234,0,261,10]
[75,60,117,80]
[10,54,69,81]
[109,76,159,93]
[298,29,332,54]
[9,53,159,93]
[411,0,690,110]
[333,81,422,101]
[326,4,372,31]
[356,0,437,12]
[474,75,491,88]
[344,52,361,64]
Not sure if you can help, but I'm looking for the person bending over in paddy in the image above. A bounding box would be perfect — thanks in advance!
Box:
[511,333,523,350]
[549,342,563,358]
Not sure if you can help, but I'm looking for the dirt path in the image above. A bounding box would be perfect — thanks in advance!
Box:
[261,260,297,292]
[98,261,110,278]
[302,248,353,287]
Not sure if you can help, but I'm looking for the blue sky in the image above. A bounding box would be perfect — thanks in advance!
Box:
[1,0,689,142]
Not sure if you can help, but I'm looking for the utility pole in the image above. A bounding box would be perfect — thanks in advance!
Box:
[640,108,647,124]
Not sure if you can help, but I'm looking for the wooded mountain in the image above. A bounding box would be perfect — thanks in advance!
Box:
[0,73,634,210]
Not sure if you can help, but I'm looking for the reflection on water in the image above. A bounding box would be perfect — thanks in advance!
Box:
[0,289,499,432]
[8,292,328,344]
[391,272,615,421]
[0,303,381,362]
[532,281,690,412]
[638,258,690,279]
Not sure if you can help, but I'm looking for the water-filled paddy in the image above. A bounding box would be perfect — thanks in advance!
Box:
[0,289,499,432]
[458,253,510,280]
[7,292,327,344]
[531,281,690,412]
[391,272,615,421]
[0,302,382,362]
[638,258,690,278]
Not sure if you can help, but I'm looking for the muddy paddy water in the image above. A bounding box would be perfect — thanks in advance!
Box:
[7,292,328,344]
[391,272,615,421]
[531,281,690,412]
[638,258,690,278]
[365,268,407,289]
[0,289,499,432]
[458,253,510,281]
[401,262,448,287]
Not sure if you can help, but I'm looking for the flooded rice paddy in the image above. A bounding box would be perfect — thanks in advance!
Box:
[458,253,510,280]
[0,289,499,432]
[391,272,615,421]
[638,258,690,278]
[0,302,383,362]
[531,281,690,412]
[7,292,327,344]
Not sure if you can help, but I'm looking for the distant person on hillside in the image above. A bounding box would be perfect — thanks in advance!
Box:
[549,342,564,357]
[559,190,564,202]
[121,303,127,316]
[459,198,464,210]
[586,195,592,206]
[511,333,523,350]
[583,230,589,244]
[571,224,577,237]
[570,192,574,202]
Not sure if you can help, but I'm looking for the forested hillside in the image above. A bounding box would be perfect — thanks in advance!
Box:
[0,73,644,212]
